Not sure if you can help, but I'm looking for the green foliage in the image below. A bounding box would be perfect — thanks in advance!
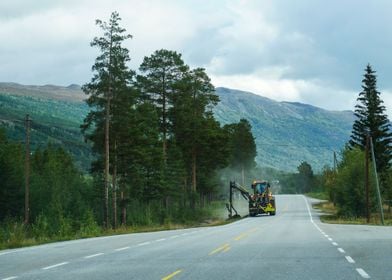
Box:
[0,94,92,171]
[214,87,354,171]
[224,119,257,184]
[327,147,377,217]
[349,64,392,174]
[297,161,315,193]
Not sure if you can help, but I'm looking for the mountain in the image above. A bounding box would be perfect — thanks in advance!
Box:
[214,87,354,171]
[0,83,355,172]
[0,83,92,171]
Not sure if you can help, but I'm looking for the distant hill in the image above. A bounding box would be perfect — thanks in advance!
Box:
[0,83,355,172]
[0,83,91,171]
[214,87,354,171]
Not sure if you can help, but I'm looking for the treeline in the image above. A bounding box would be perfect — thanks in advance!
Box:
[0,11,257,247]
[82,12,257,228]
[0,130,100,246]
[318,65,392,219]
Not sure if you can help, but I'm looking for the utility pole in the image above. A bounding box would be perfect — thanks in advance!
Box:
[24,114,31,225]
[333,151,338,173]
[369,136,385,225]
[365,134,370,223]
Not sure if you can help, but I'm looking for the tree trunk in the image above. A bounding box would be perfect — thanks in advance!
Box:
[121,190,126,225]
[241,164,245,186]
[112,143,117,229]
[162,73,167,162]
[192,150,197,192]
[104,93,111,228]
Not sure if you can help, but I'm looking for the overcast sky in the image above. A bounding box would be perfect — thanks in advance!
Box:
[1,0,392,114]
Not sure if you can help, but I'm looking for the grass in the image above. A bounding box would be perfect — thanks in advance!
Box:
[306,191,329,200]
[0,202,237,250]
[313,201,392,226]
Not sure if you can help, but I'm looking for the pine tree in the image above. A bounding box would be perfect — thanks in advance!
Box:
[225,119,257,185]
[138,49,189,161]
[81,11,133,228]
[349,64,392,174]
[171,68,219,193]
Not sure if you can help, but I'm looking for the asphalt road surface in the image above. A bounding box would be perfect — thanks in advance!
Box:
[1,195,391,279]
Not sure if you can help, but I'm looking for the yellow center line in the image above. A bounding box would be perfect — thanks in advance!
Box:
[223,246,231,253]
[161,269,182,280]
[208,243,230,255]
[234,233,248,241]
[247,228,258,233]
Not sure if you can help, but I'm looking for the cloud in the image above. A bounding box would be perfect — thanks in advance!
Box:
[1,0,392,117]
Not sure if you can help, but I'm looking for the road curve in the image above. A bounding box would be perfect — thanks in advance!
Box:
[1,195,391,279]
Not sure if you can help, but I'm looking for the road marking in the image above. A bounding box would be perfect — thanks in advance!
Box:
[332,242,338,246]
[356,268,370,278]
[138,241,151,246]
[302,195,313,222]
[345,256,355,263]
[234,233,248,241]
[181,233,188,236]
[156,238,166,242]
[338,248,345,253]
[223,246,231,253]
[324,234,329,238]
[170,235,179,239]
[248,228,258,233]
[1,277,18,280]
[42,262,69,270]
[328,237,333,241]
[209,243,230,255]
[84,253,104,259]
[115,246,130,251]
[161,269,182,280]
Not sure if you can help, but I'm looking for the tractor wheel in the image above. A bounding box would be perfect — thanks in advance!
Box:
[270,211,276,216]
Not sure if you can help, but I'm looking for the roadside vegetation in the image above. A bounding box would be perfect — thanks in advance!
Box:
[0,12,257,250]
[311,65,392,225]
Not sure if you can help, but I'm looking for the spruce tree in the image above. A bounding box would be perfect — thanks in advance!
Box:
[349,64,392,174]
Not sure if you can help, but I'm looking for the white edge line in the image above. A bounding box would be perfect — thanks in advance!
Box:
[328,238,333,241]
[345,256,355,263]
[84,253,104,259]
[302,195,313,222]
[138,241,150,246]
[338,248,345,253]
[115,246,130,251]
[170,235,179,239]
[2,277,18,280]
[356,268,370,278]
[42,262,69,270]
[332,242,338,246]
[156,238,166,242]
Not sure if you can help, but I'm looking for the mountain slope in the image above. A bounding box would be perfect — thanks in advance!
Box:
[0,83,355,172]
[0,83,92,171]
[213,87,354,171]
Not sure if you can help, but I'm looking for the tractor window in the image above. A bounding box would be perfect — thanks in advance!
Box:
[255,182,267,194]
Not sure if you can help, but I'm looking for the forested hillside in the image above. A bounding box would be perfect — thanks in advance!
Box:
[0,89,92,171]
[0,85,355,172]
[214,87,355,171]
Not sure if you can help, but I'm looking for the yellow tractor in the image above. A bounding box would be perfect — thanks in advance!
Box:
[227,180,276,218]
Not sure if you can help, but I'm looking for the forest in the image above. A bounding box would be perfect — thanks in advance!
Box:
[0,12,258,248]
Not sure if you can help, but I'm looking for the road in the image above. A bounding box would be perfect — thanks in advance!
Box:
[1,195,391,280]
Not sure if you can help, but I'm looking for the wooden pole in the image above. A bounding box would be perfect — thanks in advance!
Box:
[24,114,31,225]
[365,134,370,223]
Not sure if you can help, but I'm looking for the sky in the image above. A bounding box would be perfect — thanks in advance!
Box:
[1,0,392,114]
